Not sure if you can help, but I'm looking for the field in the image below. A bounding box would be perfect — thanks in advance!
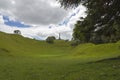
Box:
[0,32,120,80]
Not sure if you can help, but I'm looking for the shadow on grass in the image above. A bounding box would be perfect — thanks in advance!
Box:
[0,48,13,57]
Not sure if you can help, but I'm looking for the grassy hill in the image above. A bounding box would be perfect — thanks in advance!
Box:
[0,32,120,80]
[0,32,72,57]
[70,42,120,62]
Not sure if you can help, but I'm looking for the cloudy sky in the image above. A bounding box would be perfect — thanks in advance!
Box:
[0,0,86,40]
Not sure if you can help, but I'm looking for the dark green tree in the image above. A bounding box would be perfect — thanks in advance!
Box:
[73,20,90,43]
[57,0,120,27]
[58,0,120,43]
[46,36,56,44]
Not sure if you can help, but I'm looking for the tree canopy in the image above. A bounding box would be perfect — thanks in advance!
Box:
[58,0,120,29]
[58,0,120,43]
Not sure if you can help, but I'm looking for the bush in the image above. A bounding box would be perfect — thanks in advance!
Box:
[65,39,69,42]
[14,30,21,35]
[71,39,81,47]
[46,36,56,44]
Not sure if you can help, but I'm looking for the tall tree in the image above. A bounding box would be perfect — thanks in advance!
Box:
[58,0,120,43]
[58,0,120,28]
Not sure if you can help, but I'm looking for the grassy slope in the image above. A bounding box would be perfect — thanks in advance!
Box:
[0,32,120,80]
[0,32,72,57]
[70,42,120,62]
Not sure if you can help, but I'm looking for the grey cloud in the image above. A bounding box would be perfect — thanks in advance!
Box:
[0,0,11,9]
[0,0,68,25]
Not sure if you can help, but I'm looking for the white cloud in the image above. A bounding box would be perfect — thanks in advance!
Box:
[0,15,73,40]
[0,15,4,24]
[0,1,87,40]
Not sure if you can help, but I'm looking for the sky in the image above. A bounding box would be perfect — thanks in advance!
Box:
[0,0,86,40]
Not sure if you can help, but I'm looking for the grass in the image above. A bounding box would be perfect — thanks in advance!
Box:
[0,31,120,80]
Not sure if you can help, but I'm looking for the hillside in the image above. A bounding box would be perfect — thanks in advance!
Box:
[0,32,72,57]
[71,42,120,62]
[1,31,120,59]
[0,32,120,80]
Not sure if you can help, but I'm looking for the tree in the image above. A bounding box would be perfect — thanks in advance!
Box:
[58,0,120,29]
[46,36,56,44]
[58,0,120,43]
[73,20,94,43]
[14,30,21,35]
[73,21,86,43]
[58,0,120,27]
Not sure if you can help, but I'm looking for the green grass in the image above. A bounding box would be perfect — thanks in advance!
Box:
[0,31,120,80]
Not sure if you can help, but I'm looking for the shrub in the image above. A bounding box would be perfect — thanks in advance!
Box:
[46,36,56,44]
[71,39,81,47]
[65,39,69,42]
